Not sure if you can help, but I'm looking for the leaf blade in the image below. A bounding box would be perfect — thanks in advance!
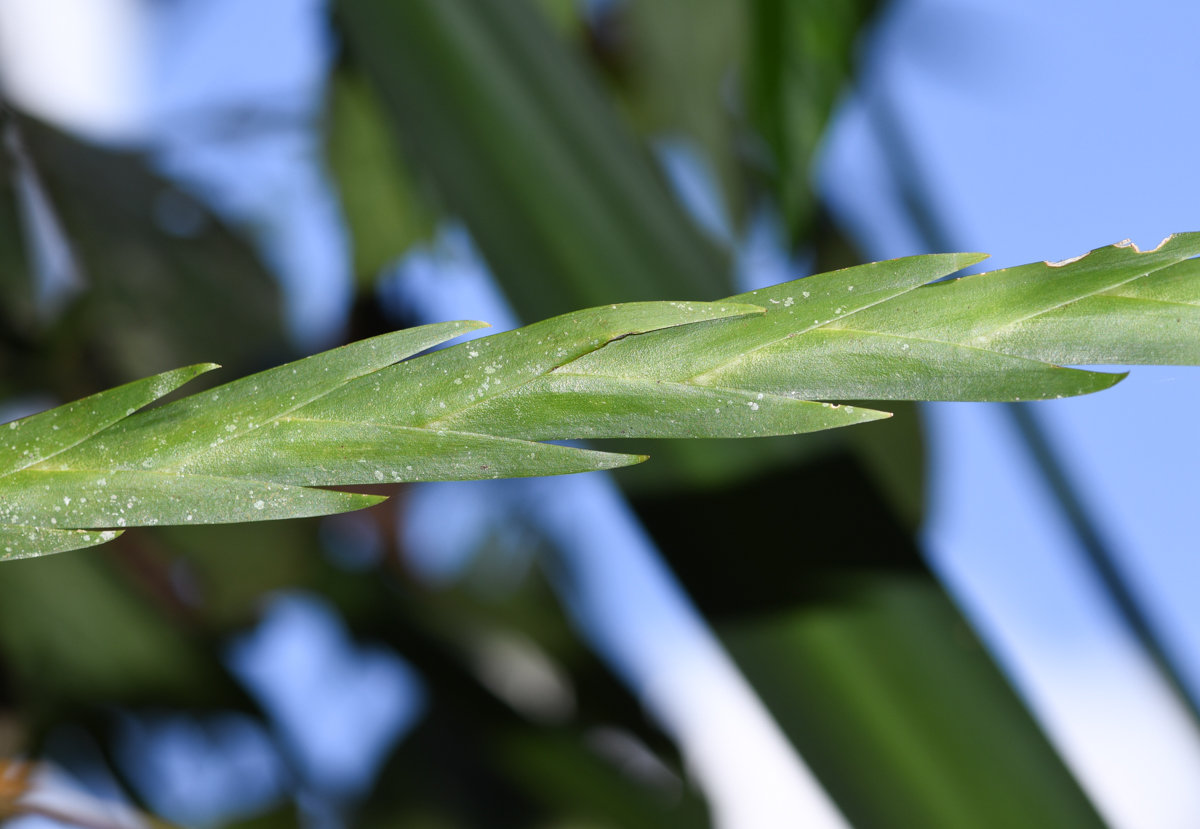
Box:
[0,364,217,478]
[557,239,1200,402]
[48,321,486,473]
[182,419,646,484]
[437,374,890,439]
[0,470,384,529]
[297,300,764,428]
[0,525,123,559]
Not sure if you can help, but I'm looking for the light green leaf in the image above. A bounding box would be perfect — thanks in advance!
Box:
[0,364,218,477]
[6,239,1200,558]
[0,524,123,559]
[298,301,766,427]
[437,375,886,440]
[559,252,988,383]
[564,238,1200,402]
[0,470,383,529]
[183,420,645,485]
[51,321,486,473]
[981,254,1200,366]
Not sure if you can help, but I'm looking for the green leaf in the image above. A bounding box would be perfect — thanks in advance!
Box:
[168,301,766,482]
[0,470,383,530]
[563,238,1200,402]
[973,251,1200,366]
[296,302,768,428]
[560,252,986,383]
[0,524,122,559]
[0,364,217,476]
[56,321,486,473]
[182,421,645,485]
[1,301,757,557]
[437,375,886,440]
[6,239,1200,558]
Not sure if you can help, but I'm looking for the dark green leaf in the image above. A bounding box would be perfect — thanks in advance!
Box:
[326,69,435,284]
[724,576,1106,829]
[745,0,880,239]
[19,116,284,379]
[337,0,732,321]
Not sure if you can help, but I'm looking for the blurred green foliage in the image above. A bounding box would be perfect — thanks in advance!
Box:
[745,0,879,240]
[327,71,434,287]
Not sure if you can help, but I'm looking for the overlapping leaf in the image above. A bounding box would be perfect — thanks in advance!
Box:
[3,302,803,554]
[4,238,1200,557]
[543,235,1200,407]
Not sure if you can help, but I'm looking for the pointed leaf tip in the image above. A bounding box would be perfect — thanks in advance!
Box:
[956,252,991,269]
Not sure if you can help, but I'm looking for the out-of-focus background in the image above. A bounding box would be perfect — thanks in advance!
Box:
[1,1,1198,828]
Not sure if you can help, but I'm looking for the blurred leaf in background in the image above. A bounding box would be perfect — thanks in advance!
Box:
[0,114,285,406]
[632,450,1106,829]
[0,120,33,339]
[20,116,284,381]
[619,0,749,227]
[0,551,213,716]
[326,70,435,288]
[744,0,880,242]
[336,0,731,324]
